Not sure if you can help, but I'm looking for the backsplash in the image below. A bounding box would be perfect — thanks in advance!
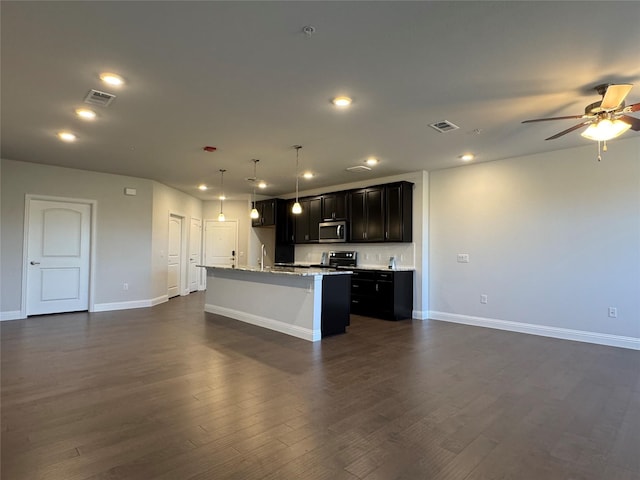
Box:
[295,243,415,269]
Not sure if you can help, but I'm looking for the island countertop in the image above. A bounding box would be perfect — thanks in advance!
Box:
[198,265,352,276]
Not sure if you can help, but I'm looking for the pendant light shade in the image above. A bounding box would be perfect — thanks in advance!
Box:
[250,159,260,219]
[218,169,226,222]
[292,145,302,215]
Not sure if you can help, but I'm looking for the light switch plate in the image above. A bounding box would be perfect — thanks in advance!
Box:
[457,253,470,263]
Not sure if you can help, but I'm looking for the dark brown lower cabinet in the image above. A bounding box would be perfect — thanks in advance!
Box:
[350,269,413,320]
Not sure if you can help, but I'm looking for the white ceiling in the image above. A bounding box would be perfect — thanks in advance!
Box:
[2,1,639,200]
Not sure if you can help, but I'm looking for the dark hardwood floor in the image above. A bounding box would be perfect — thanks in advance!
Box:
[2,292,639,480]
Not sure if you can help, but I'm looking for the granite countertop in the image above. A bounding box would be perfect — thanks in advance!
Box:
[285,263,415,272]
[198,265,352,277]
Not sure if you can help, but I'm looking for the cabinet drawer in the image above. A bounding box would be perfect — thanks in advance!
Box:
[376,271,394,281]
[351,270,375,280]
[351,279,376,296]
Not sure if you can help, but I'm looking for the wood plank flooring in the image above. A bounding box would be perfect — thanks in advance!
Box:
[2,292,639,479]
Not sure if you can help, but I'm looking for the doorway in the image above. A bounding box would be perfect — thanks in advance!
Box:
[189,218,202,292]
[204,220,238,267]
[167,214,184,298]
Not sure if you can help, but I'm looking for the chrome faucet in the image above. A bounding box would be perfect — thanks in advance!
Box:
[260,244,266,270]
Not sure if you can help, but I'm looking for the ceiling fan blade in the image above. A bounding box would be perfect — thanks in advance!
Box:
[620,115,640,131]
[545,121,591,140]
[522,115,584,123]
[601,84,633,111]
[625,102,640,113]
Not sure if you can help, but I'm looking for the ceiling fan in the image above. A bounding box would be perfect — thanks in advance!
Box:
[522,83,640,143]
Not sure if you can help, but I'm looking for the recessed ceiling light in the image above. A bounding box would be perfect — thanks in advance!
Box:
[198,184,208,191]
[99,72,124,87]
[219,195,226,200]
[258,181,267,189]
[332,96,352,107]
[75,108,96,120]
[365,157,379,166]
[460,153,475,162]
[57,131,76,142]
[303,172,314,179]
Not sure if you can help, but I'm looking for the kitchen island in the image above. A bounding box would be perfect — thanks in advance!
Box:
[200,266,352,341]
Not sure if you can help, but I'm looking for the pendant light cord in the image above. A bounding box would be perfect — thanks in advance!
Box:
[294,145,302,203]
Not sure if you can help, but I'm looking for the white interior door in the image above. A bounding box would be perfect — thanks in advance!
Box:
[189,218,202,292]
[205,220,237,267]
[27,199,91,315]
[168,214,183,298]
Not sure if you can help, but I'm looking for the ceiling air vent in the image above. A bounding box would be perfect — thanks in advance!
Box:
[84,89,116,107]
[346,165,371,173]
[429,120,459,133]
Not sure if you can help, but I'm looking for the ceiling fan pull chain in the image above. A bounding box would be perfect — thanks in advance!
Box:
[603,140,608,152]
[597,140,602,162]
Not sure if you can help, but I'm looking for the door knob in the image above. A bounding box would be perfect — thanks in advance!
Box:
[30,261,40,265]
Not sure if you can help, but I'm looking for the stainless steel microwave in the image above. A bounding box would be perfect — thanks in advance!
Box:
[319,221,348,243]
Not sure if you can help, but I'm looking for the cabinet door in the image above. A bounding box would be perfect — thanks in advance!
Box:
[365,187,385,242]
[261,200,276,226]
[349,190,367,242]
[294,198,310,243]
[308,197,322,242]
[322,192,347,220]
[385,182,412,242]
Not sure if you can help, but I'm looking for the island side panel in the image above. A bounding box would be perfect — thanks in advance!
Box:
[321,274,351,337]
[204,268,322,341]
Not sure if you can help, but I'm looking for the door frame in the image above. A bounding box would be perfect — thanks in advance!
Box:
[21,194,97,318]
[168,211,189,297]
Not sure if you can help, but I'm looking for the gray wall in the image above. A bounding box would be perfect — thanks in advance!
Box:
[1,158,204,316]
[429,137,640,342]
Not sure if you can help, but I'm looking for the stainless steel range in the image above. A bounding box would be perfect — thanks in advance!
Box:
[328,251,357,268]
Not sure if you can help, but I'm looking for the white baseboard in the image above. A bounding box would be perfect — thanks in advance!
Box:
[93,295,168,313]
[429,311,640,351]
[0,311,23,321]
[204,303,320,342]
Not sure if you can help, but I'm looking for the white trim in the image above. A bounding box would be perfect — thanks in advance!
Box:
[429,311,640,351]
[93,295,168,313]
[1,311,23,321]
[22,195,97,318]
[204,303,320,342]
[412,309,429,320]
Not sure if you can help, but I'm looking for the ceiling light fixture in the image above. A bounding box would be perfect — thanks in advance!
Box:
[99,72,124,87]
[292,145,303,215]
[75,108,96,120]
[258,181,267,189]
[303,172,314,179]
[365,157,379,166]
[460,153,475,162]
[198,184,208,191]
[250,159,260,220]
[332,96,352,107]
[218,169,226,222]
[57,131,76,142]
[580,118,631,142]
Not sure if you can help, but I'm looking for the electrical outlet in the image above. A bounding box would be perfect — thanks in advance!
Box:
[123,283,129,291]
[457,253,470,263]
[608,307,617,318]
[480,294,488,304]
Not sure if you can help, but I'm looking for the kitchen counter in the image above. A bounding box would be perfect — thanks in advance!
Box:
[277,263,415,272]
[201,264,352,276]
[200,265,351,341]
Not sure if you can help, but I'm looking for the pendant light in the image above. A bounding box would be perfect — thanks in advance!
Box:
[250,159,260,220]
[218,169,226,222]
[292,145,302,215]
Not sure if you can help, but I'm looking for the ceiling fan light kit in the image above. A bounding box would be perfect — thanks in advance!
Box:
[580,118,631,142]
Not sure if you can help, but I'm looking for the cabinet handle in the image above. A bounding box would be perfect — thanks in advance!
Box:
[375,283,379,292]
[352,300,359,304]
